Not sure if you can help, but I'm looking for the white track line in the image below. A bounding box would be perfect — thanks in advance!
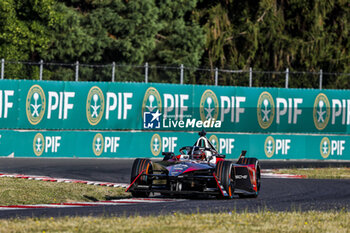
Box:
[0,172,129,188]
[0,198,185,210]
[261,170,306,179]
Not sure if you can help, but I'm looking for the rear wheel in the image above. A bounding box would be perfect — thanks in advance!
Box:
[215,161,235,199]
[130,158,153,197]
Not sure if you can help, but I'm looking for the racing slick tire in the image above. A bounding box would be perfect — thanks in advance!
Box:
[215,161,235,199]
[237,158,261,198]
[130,158,153,198]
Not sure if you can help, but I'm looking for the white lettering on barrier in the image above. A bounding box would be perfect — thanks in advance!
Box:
[275,139,291,155]
[105,92,133,120]
[0,90,14,118]
[45,136,61,153]
[162,137,177,152]
[219,138,234,154]
[276,98,303,124]
[47,92,75,119]
[219,96,246,123]
[106,93,117,120]
[330,99,350,125]
[331,140,345,155]
[163,94,189,120]
[104,137,120,153]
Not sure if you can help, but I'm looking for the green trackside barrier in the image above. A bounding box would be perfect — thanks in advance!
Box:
[1,79,350,134]
[0,130,349,160]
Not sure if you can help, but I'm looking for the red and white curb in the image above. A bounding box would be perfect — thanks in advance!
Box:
[261,170,307,179]
[0,198,185,210]
[0,172,129,188]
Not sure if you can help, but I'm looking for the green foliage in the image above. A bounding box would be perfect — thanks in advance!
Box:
[0,0,60,79]
[196,0,350,88]
[1,0,350,87]
[146,0,206,83]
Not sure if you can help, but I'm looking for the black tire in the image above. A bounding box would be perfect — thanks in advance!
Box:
[215,161,235,199]
[238,158,261,198]
[130,158,153,198]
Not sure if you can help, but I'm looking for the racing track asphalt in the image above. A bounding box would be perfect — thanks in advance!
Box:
[0,158,349,218]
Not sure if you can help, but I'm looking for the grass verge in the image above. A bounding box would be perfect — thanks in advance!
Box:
[0,177,130,205]
[271,167,350,179]
[0,211,349,233]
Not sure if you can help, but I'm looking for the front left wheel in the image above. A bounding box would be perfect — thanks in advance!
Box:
[130,158,153,197]
[215,161,235,199]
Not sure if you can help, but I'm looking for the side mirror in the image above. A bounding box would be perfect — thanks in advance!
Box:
[162,152,175,161]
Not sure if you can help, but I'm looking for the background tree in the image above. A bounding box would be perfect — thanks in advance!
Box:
[0,0,60,79]
[195,0,350,88]
[143,0,206,83]
[42,0,161,81]
[1,0,350,87]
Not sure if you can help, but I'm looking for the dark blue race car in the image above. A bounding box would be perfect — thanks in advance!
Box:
[126,131,261,199]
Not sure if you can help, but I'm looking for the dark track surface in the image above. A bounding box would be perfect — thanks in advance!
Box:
[0,158,349,183]
[0,158,349,219]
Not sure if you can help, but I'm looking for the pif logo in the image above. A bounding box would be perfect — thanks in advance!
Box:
[257,92,275,129]
[33,134,62,156]
[92,133,120,156]
[319,137,345,158]
[26,85,46,125]
[92,133,104,156]
[313,93,330,130]
[33,133,45,156]
[200,89,219,122]
[142,87,162,115]
[86,86,105,125]
[209,134,235,154]
[320,137,331,159]
[264,136,275,158]
[150,134,162,156]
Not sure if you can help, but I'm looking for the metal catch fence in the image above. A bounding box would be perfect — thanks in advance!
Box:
[1,59,349,89]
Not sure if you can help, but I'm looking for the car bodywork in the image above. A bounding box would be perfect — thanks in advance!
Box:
[126,131,260,198]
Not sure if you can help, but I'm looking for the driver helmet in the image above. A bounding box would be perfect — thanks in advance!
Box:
[193,148,205,160]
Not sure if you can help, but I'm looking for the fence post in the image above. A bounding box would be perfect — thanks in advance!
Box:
[285,68,289,88]
[39,60,43,81]
[319,69,323,90]
[180,64,184,84]
[112,62,115,82]
[1,59,4,80]
[145,62,148,83]
[215,68,218,86]
[75,61,79,81]
[249,67,252,87]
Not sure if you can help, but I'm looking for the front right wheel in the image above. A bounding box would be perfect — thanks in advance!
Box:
[237,158,261,198]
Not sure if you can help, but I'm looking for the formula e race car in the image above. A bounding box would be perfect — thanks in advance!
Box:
[126,131,261,199]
